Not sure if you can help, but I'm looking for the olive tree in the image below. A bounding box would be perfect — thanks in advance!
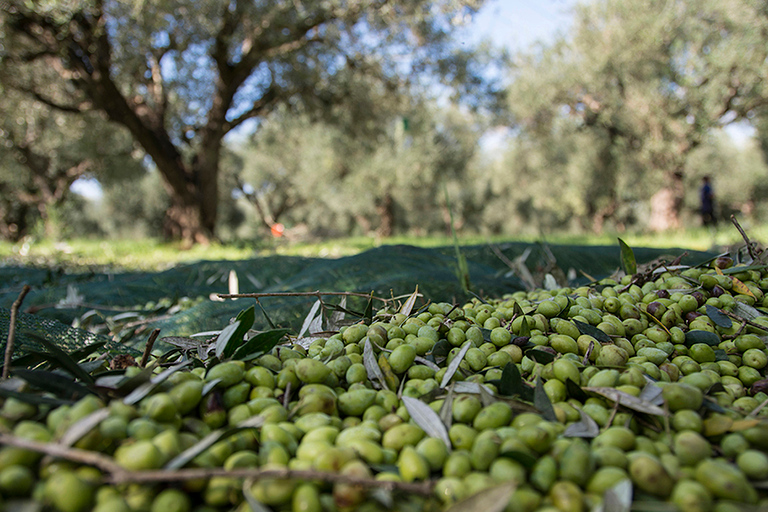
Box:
[2,0,489,246]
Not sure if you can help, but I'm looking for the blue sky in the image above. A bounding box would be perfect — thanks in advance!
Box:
[460,0,579,53]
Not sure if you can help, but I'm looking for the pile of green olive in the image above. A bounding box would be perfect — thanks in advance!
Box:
[1,258,768,512]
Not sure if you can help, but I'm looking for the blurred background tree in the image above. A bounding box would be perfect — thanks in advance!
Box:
[1,0,767,245]
[1,0,492,246]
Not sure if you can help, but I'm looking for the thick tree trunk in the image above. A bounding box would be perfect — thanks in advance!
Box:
[648,171,684,232]
[159,159,219,247]
[376,192,394,237]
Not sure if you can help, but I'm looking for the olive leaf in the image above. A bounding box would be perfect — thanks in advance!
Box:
[0,386,71,406]
[534,377,558,422]
[232,328,291,361]
[214,321,242,360]
[563,408,599,438]
[402,396,451,448]
[400,286,420,316]
[59,408,110,447]
[603,479,633,512]
[364,338,388,391]
[298,300,323,339]
[326,296,347,331]
[684,330,721,347]
[584,387,667,416]
[431,340,451,366]
[440,341,472,388]
[165,415,264,470]
[638,380,664,406]
[573,320,612,344]
[123,361,191,405]
[498,362,523,397]
[525,348,556,365]
[705,305,732,329]
[22,332,94,385]
[445,483,516,512]
[11,369,95,400]
[565,378,588,403]
[734,302,766,321]
[242,480,271,512]
[618,238,637,276]
[731,277,756,298]
[518,316,531,338]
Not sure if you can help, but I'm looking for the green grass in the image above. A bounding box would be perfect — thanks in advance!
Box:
[2,222,764,271]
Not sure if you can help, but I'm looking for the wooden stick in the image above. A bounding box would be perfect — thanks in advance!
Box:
[217,291,391,302]
[0,433,434,495]
[3,285,31,379]
[139,329,161,368]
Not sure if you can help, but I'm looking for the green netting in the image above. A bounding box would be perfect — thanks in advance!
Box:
[0,243,716,355]
[0,308,137,356]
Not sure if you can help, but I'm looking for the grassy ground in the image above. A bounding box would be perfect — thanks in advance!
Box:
[1,222,764,271]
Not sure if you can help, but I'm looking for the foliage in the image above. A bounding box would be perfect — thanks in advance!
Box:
[1,0,494,245]
[502,0,768,231]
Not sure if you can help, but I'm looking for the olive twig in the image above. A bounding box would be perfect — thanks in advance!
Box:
[139,329,161,368]
[3,284,31,380]
[217,291,392,303]
[731,215,760,263]
[104,467,435,494]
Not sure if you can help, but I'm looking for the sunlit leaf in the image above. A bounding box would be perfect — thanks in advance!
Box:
[402,396,451,448]
[298,300,322,339]
[214,321,242,360]
[618,238,637,275]
[518,316,531,337]
[705,305,732,328]
[400,286,420,316]
[228,269,239,295]
[638,381,664,406]
[731,277,755,298]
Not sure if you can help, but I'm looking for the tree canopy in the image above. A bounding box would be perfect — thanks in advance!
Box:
[505,0,768,230]
[1,0,491,245]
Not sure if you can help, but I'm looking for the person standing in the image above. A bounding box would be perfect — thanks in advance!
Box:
[700,176,716,226]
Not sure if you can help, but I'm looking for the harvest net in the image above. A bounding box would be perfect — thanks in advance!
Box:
[0,243,714,355]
